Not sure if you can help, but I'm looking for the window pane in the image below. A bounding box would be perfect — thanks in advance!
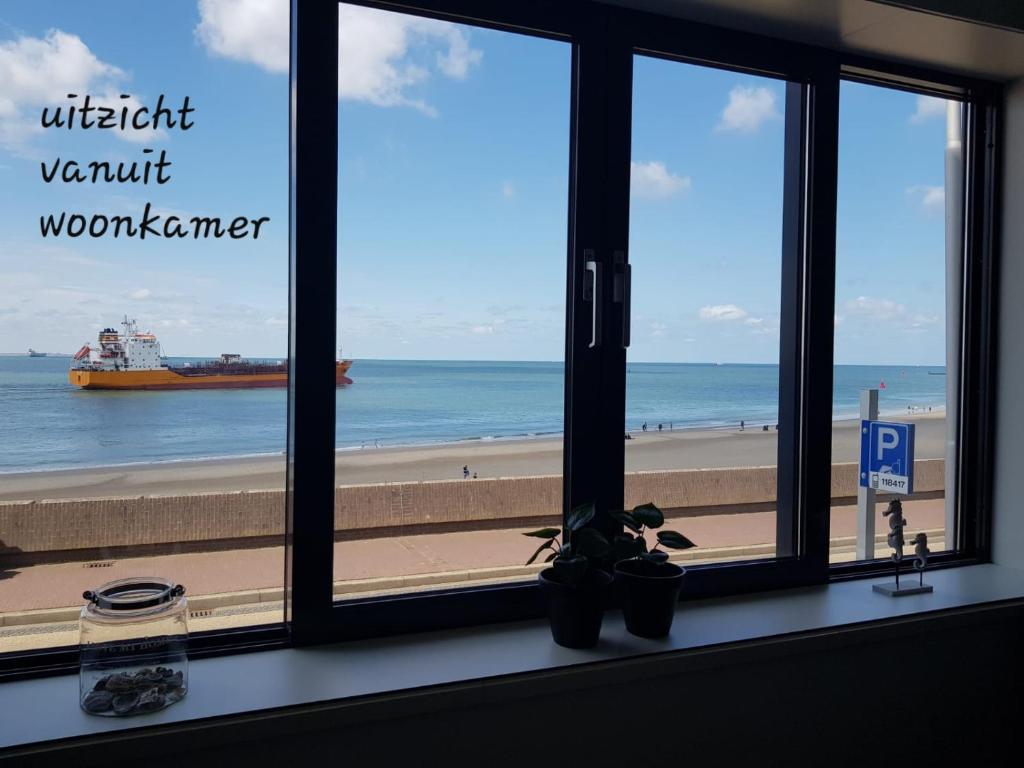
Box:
[829,80,962,563]
[627,56,787,564]
[0,1,289,652]
[334,5,570,600]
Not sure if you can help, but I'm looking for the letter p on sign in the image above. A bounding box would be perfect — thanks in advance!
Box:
[877,427,900,460]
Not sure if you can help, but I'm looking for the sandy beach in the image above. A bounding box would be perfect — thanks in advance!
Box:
[0,412,947,502]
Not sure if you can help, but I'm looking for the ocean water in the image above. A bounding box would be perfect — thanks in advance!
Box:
[0,357,947,472]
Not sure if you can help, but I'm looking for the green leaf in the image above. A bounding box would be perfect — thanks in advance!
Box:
[552,555,588,582]
[566,502,596,532]
[526,540,554,566]
[610,510,641,533]
[523,527,560,540]
[572,527,610,558]
[632,503,664,529]
[613,534,643,561]
[642,550,670,564]
[544,551,558,563]
[657,530,696,550]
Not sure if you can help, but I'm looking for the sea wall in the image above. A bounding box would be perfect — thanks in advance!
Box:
[0,460,944,558]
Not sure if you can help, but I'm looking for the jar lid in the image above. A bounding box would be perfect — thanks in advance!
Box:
[83,577,185,611]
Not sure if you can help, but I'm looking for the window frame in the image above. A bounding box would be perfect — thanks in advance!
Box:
[826,62,1001,580]
[0,0,1000,679]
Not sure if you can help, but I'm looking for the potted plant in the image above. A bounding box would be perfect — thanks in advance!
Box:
[611,502,696,638]
[523,502,611,649]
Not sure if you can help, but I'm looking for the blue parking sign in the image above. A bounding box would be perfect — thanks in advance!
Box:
[859,420,915,495]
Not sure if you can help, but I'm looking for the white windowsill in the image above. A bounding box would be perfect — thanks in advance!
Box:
[2,563,1023,753]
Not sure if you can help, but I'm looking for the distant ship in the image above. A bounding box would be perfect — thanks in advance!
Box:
[27,348,47,357]
[69,317,353,390]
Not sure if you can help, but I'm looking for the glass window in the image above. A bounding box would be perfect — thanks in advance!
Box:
[333,4,571,600]
[627,55,788,565]
[829,80,963,563]
[0,0,288,653]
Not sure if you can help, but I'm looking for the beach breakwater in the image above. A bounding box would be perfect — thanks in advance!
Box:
[0,460,944,562]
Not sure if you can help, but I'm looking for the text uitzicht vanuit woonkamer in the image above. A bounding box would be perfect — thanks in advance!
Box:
[38,94,270,241]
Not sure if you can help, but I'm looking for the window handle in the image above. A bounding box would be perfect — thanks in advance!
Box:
[612,250,631,349]
[622,262,631,349]
[584,252,601,349]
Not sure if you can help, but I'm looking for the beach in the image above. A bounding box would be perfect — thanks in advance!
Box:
[0,412,947,502]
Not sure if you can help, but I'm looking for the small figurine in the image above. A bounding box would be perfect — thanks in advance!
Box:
[910,532,930,587]
[882,498,907,587]
[873,499,932,596]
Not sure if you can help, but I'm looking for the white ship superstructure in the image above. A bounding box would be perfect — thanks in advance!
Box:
[72,317,164,372]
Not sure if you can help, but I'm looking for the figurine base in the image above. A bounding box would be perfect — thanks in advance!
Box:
[872,581,933,597]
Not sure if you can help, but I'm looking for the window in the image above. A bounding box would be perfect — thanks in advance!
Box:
[1,0,999,676]
[627,56,789,565]
[332,4,571,600]
[829,79,965,564]
[0,0,288,659]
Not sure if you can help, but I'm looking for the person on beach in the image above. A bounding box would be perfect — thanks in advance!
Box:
[473,472,478,479]
[658,423,662,432]
[642,422,647,432]
[740,420,745,431]
[463,465,469,479]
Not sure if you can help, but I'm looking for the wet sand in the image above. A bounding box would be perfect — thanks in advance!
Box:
[0,412,947,502]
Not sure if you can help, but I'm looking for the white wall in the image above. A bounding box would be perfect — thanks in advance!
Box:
[992,78,1024,569]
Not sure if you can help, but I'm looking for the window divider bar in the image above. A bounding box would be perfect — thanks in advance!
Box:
[288,0,340,645]
[776,80,809,560]
[800,61,841,575]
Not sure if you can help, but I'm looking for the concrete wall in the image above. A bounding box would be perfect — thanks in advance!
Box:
[993,78,1024,570]
[0,460,944,558]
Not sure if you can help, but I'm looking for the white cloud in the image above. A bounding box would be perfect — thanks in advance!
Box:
[630,161,690,200]
[650,321,668,338]
[910,95,948,124]
[0,29,157,153]
[845,296,906,321]
[907,184,945,215]
[129,288,151,300]
[699,304,747,322]
[744,317,763,326]
[195,0,289,72]
[842,295,941,334]
[471,324,494,335]
[716,86,779,133]
[195,0,482,116]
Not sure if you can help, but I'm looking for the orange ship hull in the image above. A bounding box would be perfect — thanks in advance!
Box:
[69,361,353,390]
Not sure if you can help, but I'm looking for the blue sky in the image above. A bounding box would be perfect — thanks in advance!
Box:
[0,1,953,365]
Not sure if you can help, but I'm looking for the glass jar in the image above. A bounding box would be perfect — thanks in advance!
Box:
[79,578,188,716]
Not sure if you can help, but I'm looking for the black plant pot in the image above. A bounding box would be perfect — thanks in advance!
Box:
[538,568,612,649]
[614,559,686,639]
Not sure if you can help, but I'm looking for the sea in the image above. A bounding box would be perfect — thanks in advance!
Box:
[0,357,948,473]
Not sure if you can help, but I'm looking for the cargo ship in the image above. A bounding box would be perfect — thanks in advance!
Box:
[69,317,352,390]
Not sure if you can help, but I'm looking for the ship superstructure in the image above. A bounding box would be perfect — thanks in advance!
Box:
[69,317,352,390]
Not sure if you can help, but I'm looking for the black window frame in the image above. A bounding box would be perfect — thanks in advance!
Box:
[826,60,1001,581]
[0,0,1000,679]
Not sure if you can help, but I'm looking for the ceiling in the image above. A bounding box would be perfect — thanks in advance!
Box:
[604,0,1024,81]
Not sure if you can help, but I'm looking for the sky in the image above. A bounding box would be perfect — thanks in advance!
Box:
[0,1,954,364]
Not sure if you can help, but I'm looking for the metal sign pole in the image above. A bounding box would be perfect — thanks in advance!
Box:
[857,389,879,560]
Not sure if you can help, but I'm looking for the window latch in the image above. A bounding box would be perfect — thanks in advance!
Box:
[584,251,601,349]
